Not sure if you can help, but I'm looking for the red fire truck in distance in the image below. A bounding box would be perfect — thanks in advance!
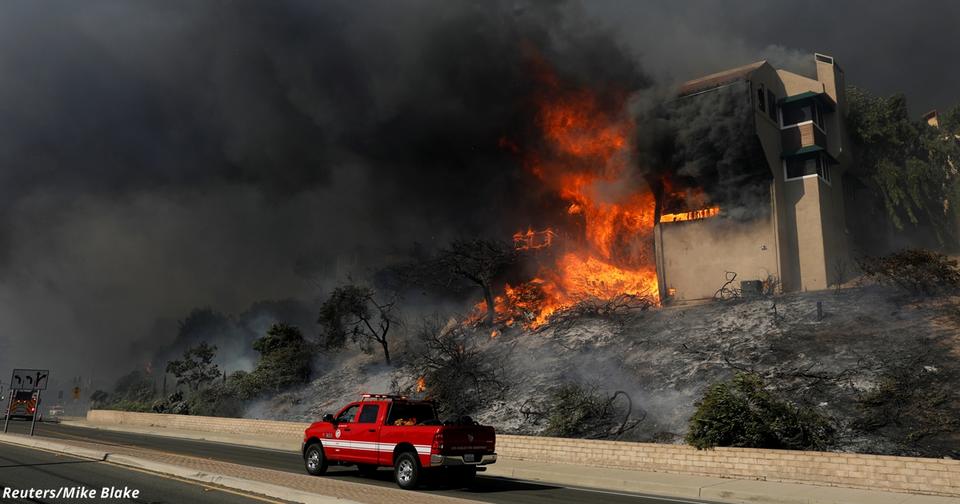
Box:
[7,390,40,420]
[302,394,497,489]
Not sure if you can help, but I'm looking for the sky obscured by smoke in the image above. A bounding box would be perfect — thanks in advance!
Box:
[0,0,956,383]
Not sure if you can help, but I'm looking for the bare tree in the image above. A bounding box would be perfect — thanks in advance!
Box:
[415,315,506,417]
[318,285,399,365]
[437,239,515,326]
[832,258,849,294]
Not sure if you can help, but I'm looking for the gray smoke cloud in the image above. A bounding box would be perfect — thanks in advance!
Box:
[0,0,955,387]
[584,0,960,116]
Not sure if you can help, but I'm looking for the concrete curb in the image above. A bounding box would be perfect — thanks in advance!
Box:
[484,465,711,498]
[0,433,360,504]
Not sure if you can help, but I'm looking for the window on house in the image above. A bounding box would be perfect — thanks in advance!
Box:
[781,102,813,126]
[820,162,831,183]
[756,84,766,112]
[767,90,777,122]
[813,102,824,129]
[782,99,826,131]
[785,153,831,183]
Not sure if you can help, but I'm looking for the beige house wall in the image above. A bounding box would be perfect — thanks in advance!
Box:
[656,216,778,300]
[750,64,796,291]
[784,176,829,290]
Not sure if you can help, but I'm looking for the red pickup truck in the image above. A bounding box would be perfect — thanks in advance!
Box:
[302,394,497,489]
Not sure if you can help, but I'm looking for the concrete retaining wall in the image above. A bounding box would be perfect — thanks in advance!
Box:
[86,410,960,497]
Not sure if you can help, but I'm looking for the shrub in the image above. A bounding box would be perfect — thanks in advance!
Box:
[686,373,834,450]
[857,249,960,295]
[541,384,642,439]
[415,317,505,418]
[105,400,154,413]
[186,383,245,417]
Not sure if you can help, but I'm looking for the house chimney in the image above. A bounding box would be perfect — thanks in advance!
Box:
[815,53,846,114]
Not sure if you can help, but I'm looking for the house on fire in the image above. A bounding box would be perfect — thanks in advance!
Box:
[654,53,851,300]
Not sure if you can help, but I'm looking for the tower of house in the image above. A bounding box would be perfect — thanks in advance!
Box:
[655,53,851,300]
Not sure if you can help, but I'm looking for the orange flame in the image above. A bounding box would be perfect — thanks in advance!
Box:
[513,228,556,251]
[660,206,721,223]
[485,63,660,328]
[416,376,426,393]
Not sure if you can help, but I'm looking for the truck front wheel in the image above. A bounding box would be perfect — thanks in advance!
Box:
[304,444,328,476]
[394,452,421,489]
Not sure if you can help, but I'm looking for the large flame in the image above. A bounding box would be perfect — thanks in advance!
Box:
[490,65,661,328]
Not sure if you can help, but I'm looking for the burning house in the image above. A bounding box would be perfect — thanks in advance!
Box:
[654,53,852,300]
[486,52,852,327]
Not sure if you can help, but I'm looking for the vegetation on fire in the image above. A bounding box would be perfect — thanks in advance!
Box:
[412,315,508,418]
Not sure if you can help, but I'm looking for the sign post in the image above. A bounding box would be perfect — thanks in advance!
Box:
[29,389,42,436]
[2,390,12,434]
[5,369,49,436]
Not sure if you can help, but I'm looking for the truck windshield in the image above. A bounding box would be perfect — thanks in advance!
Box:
[14,391,33,401]
[387,402,437,426]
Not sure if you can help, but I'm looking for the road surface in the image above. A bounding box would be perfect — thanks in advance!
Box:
[0,440,289,503]
[4,420,714,504]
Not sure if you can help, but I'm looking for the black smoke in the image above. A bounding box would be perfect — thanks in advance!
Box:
[0,0,646,380]
[637,82,771,220]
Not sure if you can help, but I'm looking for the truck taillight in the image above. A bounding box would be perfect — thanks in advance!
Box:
[431,431,444,454]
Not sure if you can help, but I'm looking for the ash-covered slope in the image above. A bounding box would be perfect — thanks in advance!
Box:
[254,286,960,458]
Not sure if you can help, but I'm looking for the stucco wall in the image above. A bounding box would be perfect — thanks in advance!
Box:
[656,216,778,300]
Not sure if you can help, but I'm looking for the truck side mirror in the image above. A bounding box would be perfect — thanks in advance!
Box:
[322,413,335,423]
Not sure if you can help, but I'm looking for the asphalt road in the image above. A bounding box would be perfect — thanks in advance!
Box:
[4,420,713,504]
[0,440,289,504]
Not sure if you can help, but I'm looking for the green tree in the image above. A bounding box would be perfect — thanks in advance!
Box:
[318,285,398,365]
[249,323,313,393]
[846,87,960,245]
[165,342,221,392]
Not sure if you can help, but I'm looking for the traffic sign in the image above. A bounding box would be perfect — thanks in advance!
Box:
[10,369,49,391]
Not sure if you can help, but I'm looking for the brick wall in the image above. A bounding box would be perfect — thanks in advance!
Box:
[87,410,308,439]
[87,410,960,497]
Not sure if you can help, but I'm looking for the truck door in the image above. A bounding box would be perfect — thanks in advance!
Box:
[352,403,382,464]
[328,403,360,461]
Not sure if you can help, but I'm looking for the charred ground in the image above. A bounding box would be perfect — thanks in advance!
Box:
[250,282,960,459]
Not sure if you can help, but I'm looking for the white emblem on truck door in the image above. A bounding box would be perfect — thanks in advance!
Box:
[335,428,341,438]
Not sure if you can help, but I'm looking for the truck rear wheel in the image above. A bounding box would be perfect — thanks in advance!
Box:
[394,452,421,489]
[304,444,328,476]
